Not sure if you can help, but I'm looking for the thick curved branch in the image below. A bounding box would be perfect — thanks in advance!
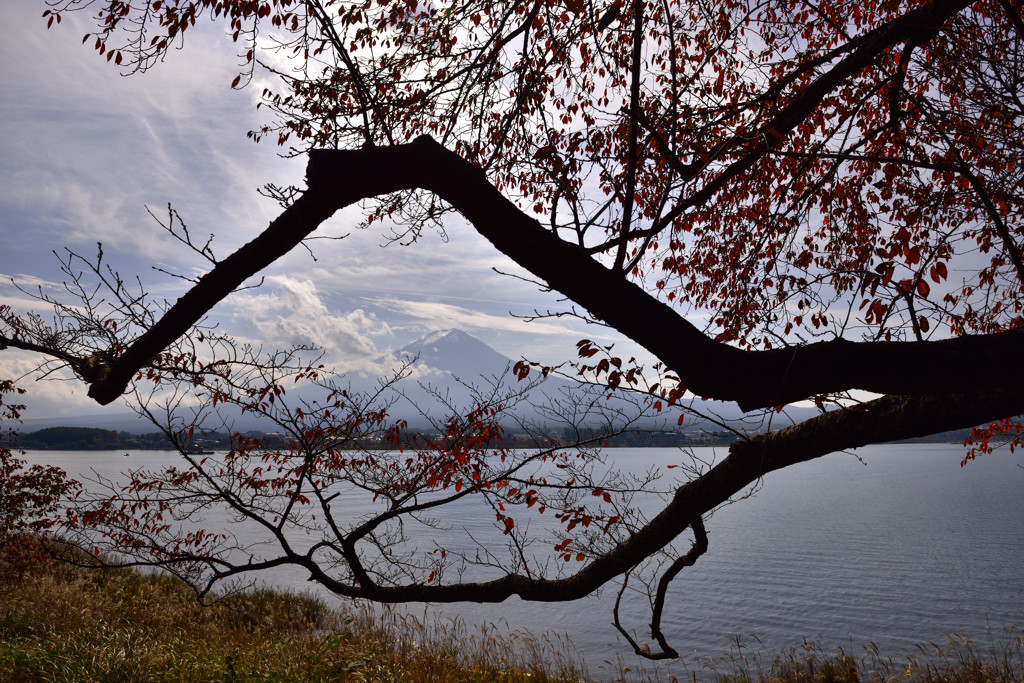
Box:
[270,385,1024,604]
[66,386,1022,610]
[85,148,411,405]
[83,137,1024,412]
[73,0,1015,412]
[0,335,82,367]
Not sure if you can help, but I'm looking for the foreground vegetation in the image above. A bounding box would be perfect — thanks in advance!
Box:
[0,546,588,683]
[1,546,1021,682]
[688,629,1024,683]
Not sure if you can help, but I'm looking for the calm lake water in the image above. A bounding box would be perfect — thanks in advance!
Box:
[22,444,1024,679]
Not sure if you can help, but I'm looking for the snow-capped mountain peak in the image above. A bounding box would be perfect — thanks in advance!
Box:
[394,329,513,377]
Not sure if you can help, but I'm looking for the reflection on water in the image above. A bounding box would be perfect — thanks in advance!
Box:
[24,444,1024,670]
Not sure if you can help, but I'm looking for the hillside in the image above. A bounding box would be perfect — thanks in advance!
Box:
[10,331,977,447]
[14,426,167,450]
[13,427,229,451]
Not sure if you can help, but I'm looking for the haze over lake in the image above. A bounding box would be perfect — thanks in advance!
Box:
[23,443,1024,678]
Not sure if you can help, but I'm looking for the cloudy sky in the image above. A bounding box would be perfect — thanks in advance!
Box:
[0,0,647,418]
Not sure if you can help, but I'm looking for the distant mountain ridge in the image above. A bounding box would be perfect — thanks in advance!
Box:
[11,330,526,434]
[385,329,758,432]
[391,330,836,431]
[11,329,823,435]
[394,328,514,379]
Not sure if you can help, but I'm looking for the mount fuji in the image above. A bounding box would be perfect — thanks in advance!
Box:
[379,329,811,431]
[15,329,819,435]
[393,329,515,379]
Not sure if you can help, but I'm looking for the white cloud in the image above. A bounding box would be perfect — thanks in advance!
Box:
[0,350,98,418]
[0,0,304,266]
[0,0,657,419]
[373,297,575,337]
[231,275,392,370]
[0,273,66,300]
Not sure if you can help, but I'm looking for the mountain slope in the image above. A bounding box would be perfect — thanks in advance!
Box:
[391,330,827,432]
[12,329,822,435]
[394,329,514,379]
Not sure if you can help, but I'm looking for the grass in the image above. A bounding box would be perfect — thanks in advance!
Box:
[2,546,1022,682]
[613,630,1024,683]
[0,544,589,682]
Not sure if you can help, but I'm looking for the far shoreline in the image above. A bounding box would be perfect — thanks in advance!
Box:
[11,424,975,451]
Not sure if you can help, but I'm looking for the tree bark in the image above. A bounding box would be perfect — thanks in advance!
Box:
[278,385,1024,604]
[85,138,1024,413]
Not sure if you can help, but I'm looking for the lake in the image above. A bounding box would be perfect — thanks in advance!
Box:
[21,444,1024,679]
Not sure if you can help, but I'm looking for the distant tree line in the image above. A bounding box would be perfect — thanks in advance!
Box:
[14,427,223,451]
[15,424,974,452]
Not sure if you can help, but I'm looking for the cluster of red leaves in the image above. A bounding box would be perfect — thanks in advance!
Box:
[962,415,1024,466]
[515,338,688,424]
[648,0,1024,348]
[44,0,1024,350]
[0,381,77,584]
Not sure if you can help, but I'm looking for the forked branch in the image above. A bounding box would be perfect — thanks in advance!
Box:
[78,138,1024,412]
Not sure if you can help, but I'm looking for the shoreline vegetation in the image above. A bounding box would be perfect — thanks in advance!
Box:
[11,425,978,451]
[1,544,1021,682]
[1,543,588,683]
